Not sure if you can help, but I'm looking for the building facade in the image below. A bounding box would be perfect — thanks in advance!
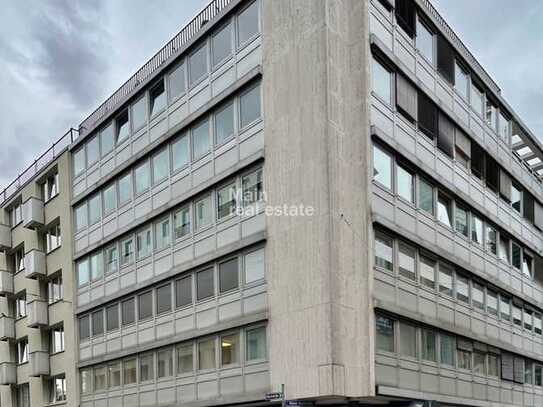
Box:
[0,0,543,406]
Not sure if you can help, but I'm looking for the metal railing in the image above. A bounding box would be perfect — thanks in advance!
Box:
[0,128,79,207]
[78,0,233,137]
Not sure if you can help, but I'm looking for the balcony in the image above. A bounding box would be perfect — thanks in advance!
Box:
[29,351,49,377]
[24,249,46,279]
[27,299,48,328]
[0,316,14,341]
[22,197,44,229]
[0,270,13,295]
[0,224,10,251]
[0,362,16,384]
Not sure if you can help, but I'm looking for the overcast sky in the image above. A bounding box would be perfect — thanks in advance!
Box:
[0,1,541,189]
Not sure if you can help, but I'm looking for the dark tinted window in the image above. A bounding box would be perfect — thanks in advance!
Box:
[106,305,119,331]
[219,258,239,293]
[138,291,153,320]
[197,268,214,300]
[92,310,104,336]
[437,35,454,84]
[156,284,172,314]
[418,91,437,139]
[79,315,90,340]
[395,0,415,37]
[176,276,192,308]
[122,298,135,326]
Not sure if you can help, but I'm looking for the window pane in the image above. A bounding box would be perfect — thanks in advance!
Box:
[455,206,468,237]
[240,84,261,128]
[123,359,137,384]
[106,305,118,331]
[132,96,147,131]
[105,245,118,275]
[375,233,393,271]
[246,327,266,361]
[375,315,395,352]
[512,184,521,213]
[458,349,472,370]
[217,183,237,219]
[221,333,240,366]
[440,334,455,366]
[81,369,92,394]
[89,195,102,225]
[499,236,510,263]
[212,23,232,66]
[87,136,100,166]
[372,58,391,104]
[421,329,436,362]
[189,43,208,87]
[75,203,88,231]
[195,195,212,229]
[118,173,132,204]
[219,258,239,293]
[487,290,498,315]
[79,316,90,340]
[152,148,169,184]
[138,291,153,321]
[92,310,103,336]
[192,120,210,159]
[399,322,417,358]
[177,343,193,374]
[108,363,121,388]
[139,354,154,382]
[488,354,500,377]
[121,238,134,266]
[74,148,86,176]
[513,304,522,327]
[90,252,103,281]
[397,166,413,202]
[101,124,115,156]
[245,248,265,283]
[122,298,135,326]
[77,259,89,287]
[524,309,533,331]
[373,145,392,189]
[522,254,533,278]
[416,19,433,63]
[238,1,259,46]
[499,113,510,143]
[486,226,497,255]
[472,282,485,310]
[438,264,453,296]
[471,85,484,117]
[94,367,106,391]
[437,192,452,227]
[197,268,214,300]
[456,274,469,303]
[155,218,170,250]
[116,111,130,143]
[215,102,234,145]
[500,296,511,321]
[512,243,521,269]
[156,284,172,314]
[420,256,435,289]
[103,184,117,214]
[525,361,533,384]
[419,179,434,214]
[242,169,264,205]
[454,62,468,99]
[157,349,173,378]
[198,339,216,370]
[176,276,192,308]
[172,136,189,171]
[135,161,150,195]
[136,228,152,259]
[534,314,542,335]
[471,215,483,245]
[150,81,166,117]
[174,207,191,239]
[169,63,185,100]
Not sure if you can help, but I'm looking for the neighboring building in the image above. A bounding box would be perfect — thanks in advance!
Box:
[1,0,543,406]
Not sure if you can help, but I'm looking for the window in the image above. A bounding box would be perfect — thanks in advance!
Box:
[176,276,192,308]
[152,148,169,184]
[437,192,452,227]
[473,351,486,375]
[397,165,414,203]
[485,155,499,192]
[398,243,416,281]
[74,147,86,176]
[177,343,193,373]
[420,256,436,289]
[136,228,152,259]
[121,237,134,266]
[77,259,89,287]
[10,203,22,226]
[471,142,485,180]
[80,369,92,394]
[195,194,212,229]
[511,184,522,213]
[240,83,261,128]
[156,284,172,314]
[198,339,216,370]
[135,161,150,195]
[499,235,510,263]
[399,322,417,358]
[92,310,104,336]
[534,313,542,335]
[472,282,485,310]
[95,367,107,391]
[118,172,132,204]
[440,334,455,366]
[373,145,392,189]
[45,223,61,253]
[488,354,500,377]
[524,309,533,331]
[50,325,64,353]
[17,383,30,407]
[43,171,59,202]
[122,298,135,326]
[90,252,103,282]
[371,58,391,104]
[396,74,417,121]
[172,135,189,172]
[237,1,259,46]
[375,315,395,352]
[75,203,88,230]
[155,218,171,250]
[174,207,190,239]
[215,102,234,145]
[486,226,497,255]
[438,112,454,158]
[500,296,511,321]
[419,178,434,214]
[103,183,117,215]
[512,242,521,269]
[138,291,153,321]
[471,84,484,117]
[17,338,29,363]
[108,363,121,388]
[374,232,393,271]
[189,43,208,87]
[242,168,264,205]
[101,124,115,156]
[536,365,543,386]
[124,359,137,385]
[416,18,433,63]
[87,136,100,167]
[16,295,26,318]
[139,353,154,382]
[192,119,211,159]
[88,194,102,225]
[487,289,498,316]
[522,253,533,278]
[116,111,130,143]
[454,62,468,100]
[212,23,232,66]
[486,100,497,130]
[150,80,166,117]
[106,304,119,331]
[456,274,470,303]
[437,35,454,84]
[471,215,483,245]
[421,329,436,362]
[498,112,510,143]
[79,315,90,341]
[157,349,173,378]
[219,258,239,293]
[221,333,240,366]
[169,63,185,101]
[217,183,237,219]
[525,361,533,384]
[197,268,214,301]
[246,326,267,361]
[132,96,147,131]
[47,275,63,304]
[438,264,453,296]
[14,247,25,272]
[50,376,67,403]
[455,205,468,237]
[513,304,522,327]
[105,245,118,275]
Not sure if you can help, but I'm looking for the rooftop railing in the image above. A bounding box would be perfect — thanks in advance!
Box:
[78,0,233,137]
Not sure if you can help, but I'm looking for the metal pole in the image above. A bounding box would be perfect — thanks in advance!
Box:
[281,383,285,407]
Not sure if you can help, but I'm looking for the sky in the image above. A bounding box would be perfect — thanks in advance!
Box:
[0,1,542,189]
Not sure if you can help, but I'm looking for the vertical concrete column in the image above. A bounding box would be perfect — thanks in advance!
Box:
[263,0,373,400]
